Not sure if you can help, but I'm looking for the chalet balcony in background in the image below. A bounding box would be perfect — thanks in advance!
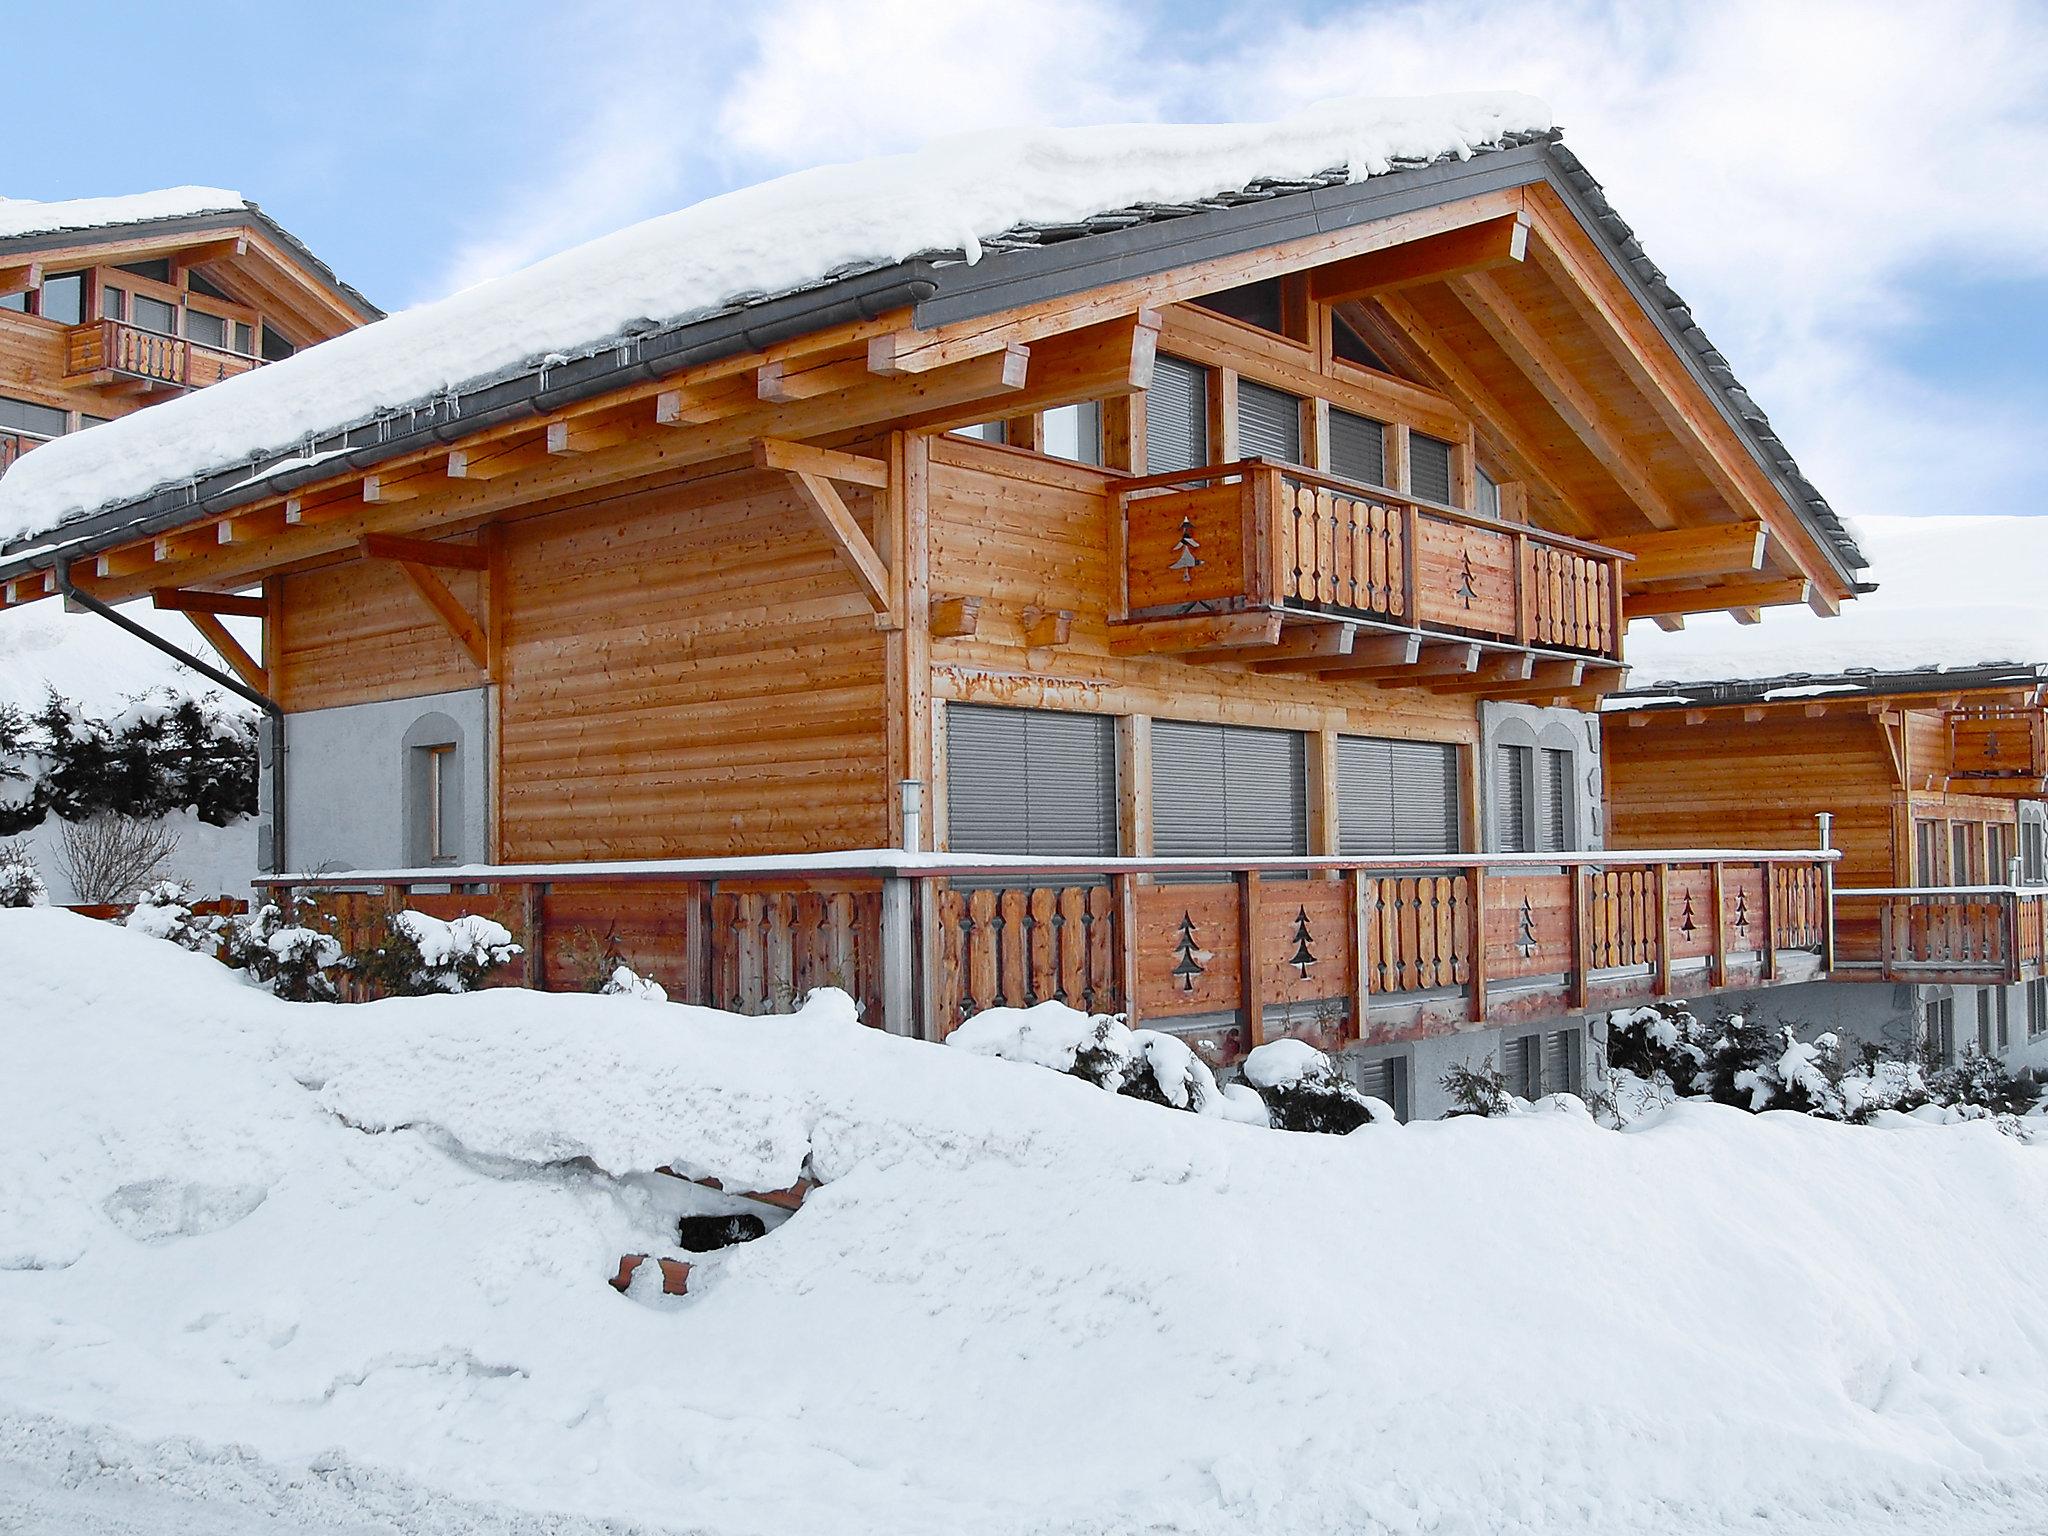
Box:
[1833,886,2048,986]
[259,847,1832,1060]
[62,319,261,393]
[1112,460,1628,692]
[1947,704,2048,790]
[0,427,54,476]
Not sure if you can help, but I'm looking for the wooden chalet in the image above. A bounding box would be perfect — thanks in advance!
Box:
[0,120,1862,1114]
[0,190,376,475]
[1606,661,2048,1068]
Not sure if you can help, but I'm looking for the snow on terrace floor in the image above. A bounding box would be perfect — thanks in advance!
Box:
[4,909,2048,1535]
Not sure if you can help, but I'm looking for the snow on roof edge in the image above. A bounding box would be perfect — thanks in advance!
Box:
[0,187,249,242]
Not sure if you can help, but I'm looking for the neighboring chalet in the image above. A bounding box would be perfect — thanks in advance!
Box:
[1607,514,2048,1076]
[0,104,1861,1117]
[0,188,376,477]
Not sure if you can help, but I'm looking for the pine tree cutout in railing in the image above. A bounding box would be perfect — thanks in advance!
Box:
[1733,888,1750,940]
[1454,548,1479,609]
[1517,896,1538,959]
[1287,905,1318,979]
[1171,911,1207,992]
[1679,889,1696,941]
[1169,514,1203,583]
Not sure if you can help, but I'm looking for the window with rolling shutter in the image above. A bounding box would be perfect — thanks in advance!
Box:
[1494,743,1531,852]
[1502,1034,1541,1100]
[1410,432,1454,504]
[1144,355,1209,473]
[1537,747,1572,853]
[1151,720,1306,858]
[1327,407,1386,488]
[1354,1055,1410,1122]
[1338,736,1460,857]
[1236,379,1301,465]
[947,705,1117,858]
[1543,1029,1580,1095]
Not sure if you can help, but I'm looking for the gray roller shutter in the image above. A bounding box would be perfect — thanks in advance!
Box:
[948,704,1116,858]
[1339,737,1460,858]
[1144,355,1209,474]
[1502,1034,1540,1100]
[1327,408,1386,488]
[1151,720,1306,858]
[1411,432,1454,504]
[1495,743,1530,853]
[1354,1055,1410,1121]
[1543,1029,1580,1095]
[1236,379,1301,465]
[1537,748,1572,853]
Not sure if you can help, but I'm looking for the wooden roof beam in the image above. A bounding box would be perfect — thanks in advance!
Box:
[1241,621,1360,672]
[0,261,40,298]
[169,236,249,275]
[1620,522,1768,584]
[448,437,553,481]
[359,532,487,570]
[1308,212,1530,304]
[1109,612,1282,655]
[1448,271,1683,530]
[754,437,889,489]
[152,587,266,618]
[1624,577,1811,621]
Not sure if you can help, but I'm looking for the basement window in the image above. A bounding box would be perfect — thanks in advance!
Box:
[1354,1054,1411,1122]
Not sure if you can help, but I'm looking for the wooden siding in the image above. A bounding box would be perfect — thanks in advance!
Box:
[275,547,487,711]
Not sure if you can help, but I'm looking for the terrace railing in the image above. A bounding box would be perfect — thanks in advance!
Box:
[260,847,1831,1058]
[0,427,54,476]
[63,319,260,390]
[1115,460,1626,659]
[1833,886,2048,985]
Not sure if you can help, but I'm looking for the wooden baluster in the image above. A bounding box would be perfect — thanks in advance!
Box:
[998,888,1030,1007]
[967,887,1000,1013]
[1238,869,1264,1048]
[1055,886,1086,1007]
[1346,866,1369,1041]
[1316,488,1337,605]
[1469,865,1489,1023]
[1085,885,1115,1014]
[1029,886,1059,1005]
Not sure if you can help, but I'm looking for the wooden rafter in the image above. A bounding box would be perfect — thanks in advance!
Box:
[151,587,266,618]
[357,535,489,669]
[0,261,40,298]
[185,612,268,694]
[1309,212,1530,304]
[1624,577,1810,621]
[1621,522,1768,584]
[1448,270,1681,529]
[754,438,894,622]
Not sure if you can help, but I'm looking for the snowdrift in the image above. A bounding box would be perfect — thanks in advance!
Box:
[4,909,2048,1535]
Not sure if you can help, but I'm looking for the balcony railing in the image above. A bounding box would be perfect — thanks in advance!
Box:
[1115,460,1626,660]
[1948,705,2048,786]
[1833,886,2048,985]
[63,319,261,390]
[259,847,1832,1060]
[0,427,54,476]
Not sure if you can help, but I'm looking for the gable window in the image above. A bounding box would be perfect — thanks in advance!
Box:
[36,271,86,326]
[116,259,172,283]
[1193,278,1288,338]
[1327,407,1386,488]
[950,420,1005,443]
[1338,736,1460,857]
[1144,355,1209,474]
[946,704,1117,858]
[1330,312,1393,372]
[1235,379,1301,465]
[1151,720,1306,859]
[1041,401,1102,465]
[260,326,297,362]
[1410,432,1454,504]
[0,291,23,314]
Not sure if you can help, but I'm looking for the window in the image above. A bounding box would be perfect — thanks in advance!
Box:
[1505,1029,1581,1099]
[1330,312,1392,372]
[1916,820,1942,887]
[115,259,172,283]
[1337,736,1460,857]
[1495,744,1531,852]
[1995,988,2011,1052]
[1042,401,1101,465]
[1410,432,1454,504]
[131,294,178,336]
[100,284,126,321]
[1151,720,1306,858]
[0,396,69,438]
[1354,1054,1410,1122]
[403,713,465,867]
[36,271,85,326]
[232,320,255,356]
[1235,379,1301,465]
[1327,408,1386,487]
[1476,466,1501,520]
[2028,979,2046,1039]
[1989,823,2017,886]
[1977,991,1995,1055]
[0,291,24,314]
[946,705,1116,858]
[1952,823,1981,884]
[949,420,1005,442]
[1927,996,1955,1064]
[1537,747,1573,852]
[260,325,296,362]
[1495,740,1575,854]
[1192,278,1287,337]
[185,270,231,301]
[1143,355,1209,474]
[2024,818,2047,885]
[185,309,228,349]
[420,744,457,864]
[1544,1029,1581,1095]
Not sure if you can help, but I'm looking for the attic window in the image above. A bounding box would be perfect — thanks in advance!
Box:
[115,259,172,283]
[1193,278,1285,336]
[186,271,231,301]
[260,326,296,362]
[1476,467,1501,519]
[1331,312,1393,372]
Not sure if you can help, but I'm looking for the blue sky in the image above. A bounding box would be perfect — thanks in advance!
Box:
[5,0,2044,535]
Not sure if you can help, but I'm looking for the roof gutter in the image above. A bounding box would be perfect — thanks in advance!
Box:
[0,263,941,582]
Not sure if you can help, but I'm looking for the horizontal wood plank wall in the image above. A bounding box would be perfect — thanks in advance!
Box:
[1603,711,1896,885]
[275,544,487,711]
[496,467,889,859]
[924,435,1479,817]
[0,315,154,422]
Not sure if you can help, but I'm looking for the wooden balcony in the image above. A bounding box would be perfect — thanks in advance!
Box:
[260,847,1831,1062]
[1112,460,1628,694]
[1947,705,2048,792]
[0,427,53,476]
[62,319,261,392]
[1834,886,2048,986]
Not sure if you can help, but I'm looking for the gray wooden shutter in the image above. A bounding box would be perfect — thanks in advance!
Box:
[1543,1029,1579,1095]
[1327,407,1386,488]
[1411,432,1454,504]
[1502,1034,1539,1099]
[1144,355,1209,473]
[1537,748,1572,852]
[1355,1055,1409,1121]
[1494,744,1530,852]
[1236,380,1301,465]
[948,704,1116,858]
[1152,720,1305,858]
[1337,737,1396,857]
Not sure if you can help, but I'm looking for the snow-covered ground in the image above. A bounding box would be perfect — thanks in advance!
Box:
[4,911,2048,1533]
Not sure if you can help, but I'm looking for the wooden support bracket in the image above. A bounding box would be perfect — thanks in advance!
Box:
[754,438,895,622]
[186,611,268,694]
[1021,607,1074,648]
[358,535,489,669]
[930,594,982,638]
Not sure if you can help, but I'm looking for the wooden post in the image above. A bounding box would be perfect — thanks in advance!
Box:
[1879,897,1895,983]
[1759,863,1777,981]
[1238,868,1264,1048]
[1400,501,1421,629]
[1708,862,1728,987]
[522,882,546,990]
[1653,863,1673,997]
[1568,863,1590,1012]
[1512,531,1532,645]
[880,871,916,1037]
[1114,871,1140,1026]
[1346,865,1369,1042]
[1469,863,1489,1024]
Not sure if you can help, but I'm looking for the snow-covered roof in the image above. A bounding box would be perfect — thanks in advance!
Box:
[1617,514,2048,700]
[0,94,1859,592]
[0,186,248,243]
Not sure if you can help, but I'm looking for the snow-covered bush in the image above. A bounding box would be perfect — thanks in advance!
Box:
[1926,1050,2039,1119]
[1605,1002,1706,1089]
[1241,1038,1387,1133]
[353,910,521,997]
[0,838,46,908]
[600,963,668,1001]
[221,899,346,1003]
[1440,1056,1514,1118]
[0,689,256,837]
[121,879,226,955]
[947,1001,1262,1122]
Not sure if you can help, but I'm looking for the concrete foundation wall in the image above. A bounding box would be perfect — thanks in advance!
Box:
[279,687,490,876]
[1336,1016,1596,1122]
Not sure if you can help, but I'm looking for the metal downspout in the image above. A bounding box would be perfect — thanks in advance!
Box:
[53,559,288,875]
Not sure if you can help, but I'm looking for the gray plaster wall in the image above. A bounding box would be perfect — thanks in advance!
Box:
[1478,702,1603,850]
[1336,1016,1595,1122]
[278,687,490,875]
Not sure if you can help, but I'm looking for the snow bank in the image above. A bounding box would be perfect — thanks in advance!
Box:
[5,909,2048,1534]
[1627,513,2048,684]
[0,187,245,242]
[0,94,1548,549]
[0,600,257,716]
